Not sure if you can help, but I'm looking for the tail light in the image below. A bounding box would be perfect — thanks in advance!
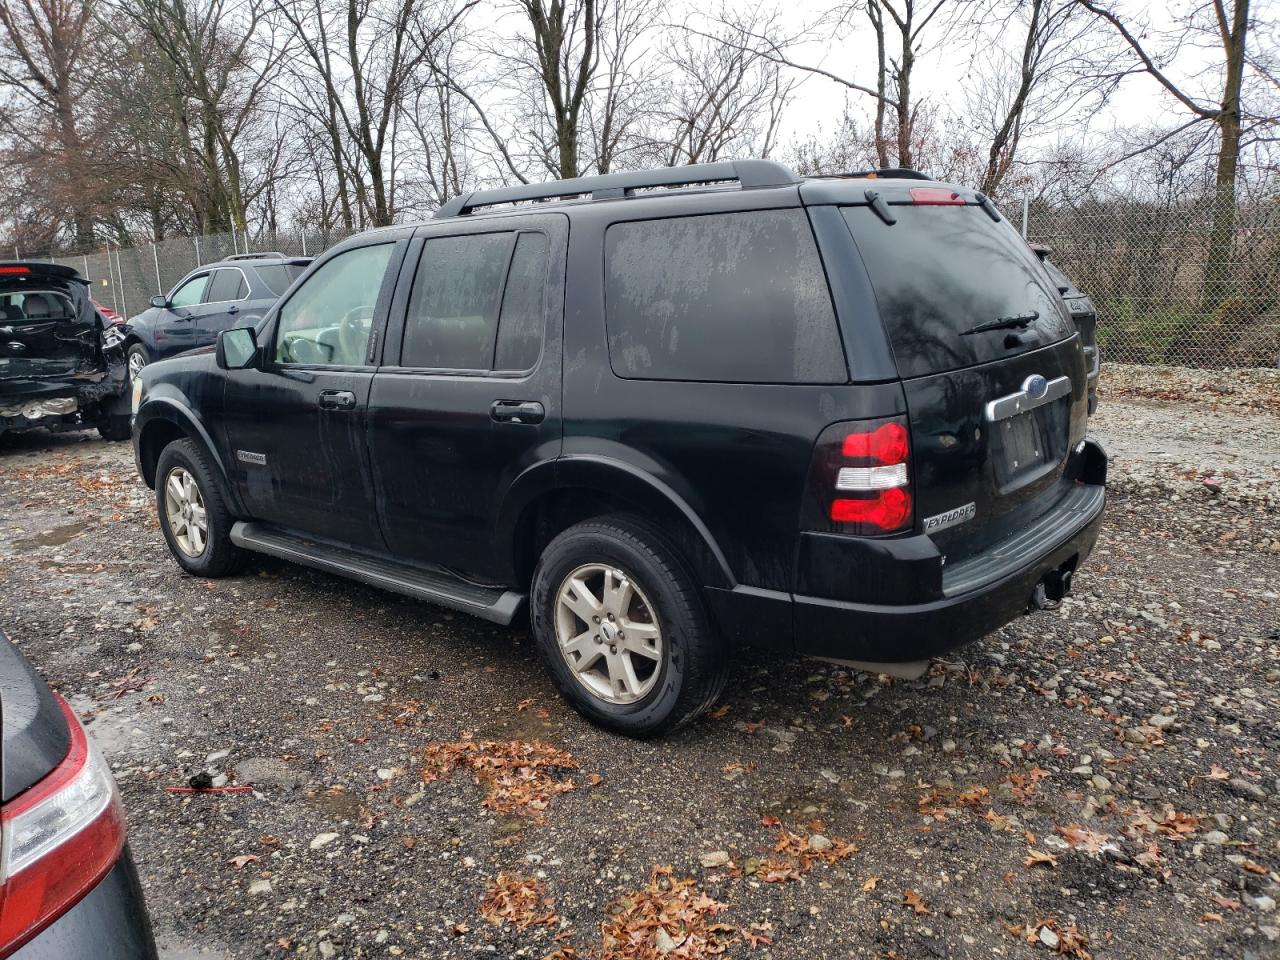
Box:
[0,265,31,276]
[804,417,914,535]
[0,696,126,955]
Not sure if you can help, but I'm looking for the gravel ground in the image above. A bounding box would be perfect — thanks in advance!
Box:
[1,363,1278,960]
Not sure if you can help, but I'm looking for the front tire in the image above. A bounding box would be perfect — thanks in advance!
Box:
[531,516,727,737]
[155,438,246,577]
[127,343,149,381]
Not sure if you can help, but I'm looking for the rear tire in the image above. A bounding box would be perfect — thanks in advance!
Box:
[155,438,246,577]
[531,515,727,737]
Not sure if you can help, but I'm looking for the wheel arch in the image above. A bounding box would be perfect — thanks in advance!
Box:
[134,399,244,514]
[502,456,735,592]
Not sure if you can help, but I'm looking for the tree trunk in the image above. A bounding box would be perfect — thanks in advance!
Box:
[1200,0,1247,316]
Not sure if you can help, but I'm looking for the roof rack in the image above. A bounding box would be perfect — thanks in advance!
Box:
[434,159,801,219]
[221,252,288,261]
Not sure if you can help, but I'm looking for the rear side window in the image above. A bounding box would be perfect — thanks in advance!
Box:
[205,269,247,303]
[402,233,514,370]
[494,233,548,371]
[604,210,846,383]
[842,206,1074,378]
[255,263,307,296]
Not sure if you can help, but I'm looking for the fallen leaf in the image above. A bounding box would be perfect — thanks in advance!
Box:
[1023,849,1058,869]
[708,704,731,719]
[902,889,928,915]
[228,854,259,869]
[862,876,879,891]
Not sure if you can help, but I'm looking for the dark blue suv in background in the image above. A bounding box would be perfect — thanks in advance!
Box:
[122,253,310,380]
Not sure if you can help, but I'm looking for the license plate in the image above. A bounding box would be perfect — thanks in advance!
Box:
[993,410,1053,487]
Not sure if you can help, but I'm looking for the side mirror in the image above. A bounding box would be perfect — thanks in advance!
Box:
[149,295,169,309]
[216,327,259,370]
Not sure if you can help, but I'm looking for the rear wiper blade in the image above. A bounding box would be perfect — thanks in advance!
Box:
[960,311,1039,336]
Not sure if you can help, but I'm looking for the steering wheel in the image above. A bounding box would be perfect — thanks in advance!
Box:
[338,305,373,363]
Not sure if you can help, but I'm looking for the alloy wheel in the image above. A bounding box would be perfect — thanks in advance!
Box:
[554,563,663,704]
[163,467,208,557]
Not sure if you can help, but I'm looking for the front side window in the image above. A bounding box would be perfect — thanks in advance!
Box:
[170,274,209,309]
[275,244,393,366]
[402,233,513,370]
[604,210,846,383]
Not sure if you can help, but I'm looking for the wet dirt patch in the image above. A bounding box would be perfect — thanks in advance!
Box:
[13,519,92,549]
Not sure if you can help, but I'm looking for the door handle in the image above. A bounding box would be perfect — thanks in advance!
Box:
[226,305,239,315]
[490,400,545,424]
[319,389,357,410]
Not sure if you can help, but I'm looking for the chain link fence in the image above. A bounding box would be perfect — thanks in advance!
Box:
[40,227,357,320]
[1023,197,1280,369]
[31,198,1280,369]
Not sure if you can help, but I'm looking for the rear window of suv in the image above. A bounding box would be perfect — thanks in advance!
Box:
[604,209,846,383]
[842,205,1074,379]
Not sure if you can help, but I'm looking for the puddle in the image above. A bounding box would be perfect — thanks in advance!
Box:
[36,559,124,574]
[68,693,153,758]
[475,704,562,743]
[14,520,92,550]
[308,787,365,821]
[155,934,233,959]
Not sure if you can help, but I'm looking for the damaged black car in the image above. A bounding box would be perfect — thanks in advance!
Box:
[0,262,132,441]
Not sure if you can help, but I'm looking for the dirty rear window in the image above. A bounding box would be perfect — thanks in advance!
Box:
[604,210,846,383]
[843,205,1073,379]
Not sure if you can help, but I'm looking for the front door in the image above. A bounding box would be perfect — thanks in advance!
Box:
[217,239,408,548]
[367,215,567,579]
[157,272,211,353]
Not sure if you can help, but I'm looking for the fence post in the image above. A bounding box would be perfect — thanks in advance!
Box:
[114,244,129,319]
[301,232,307,257]
[194,236,201,265]
[104,246,118,314]
[230,222,238,256]
[1021,196,1029,239]
[152,242,162,294]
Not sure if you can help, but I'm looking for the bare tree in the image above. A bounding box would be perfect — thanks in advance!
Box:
[1075,0,1260,310]
[276,0,475,226]
[121,0,287,233]
[960,0,1110,197]
[0,0,102,244]
[661,14,796,166]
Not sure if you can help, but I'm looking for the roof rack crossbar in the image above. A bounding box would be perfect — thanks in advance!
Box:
[434,159,800,219]
[222,251,288,261]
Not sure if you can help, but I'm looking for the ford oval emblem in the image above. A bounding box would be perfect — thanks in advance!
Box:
[1023,374,1049,401]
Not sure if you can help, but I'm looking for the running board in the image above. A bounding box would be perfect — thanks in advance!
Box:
[229,522,525,625]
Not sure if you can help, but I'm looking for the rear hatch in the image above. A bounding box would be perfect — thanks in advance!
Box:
[0,263,99,383]
[841,189,1089,567]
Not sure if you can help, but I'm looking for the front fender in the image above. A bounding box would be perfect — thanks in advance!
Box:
[133,394,245,516]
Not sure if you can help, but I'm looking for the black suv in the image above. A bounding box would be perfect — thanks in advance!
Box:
[131,161,1106,736]
[121,253,311,380]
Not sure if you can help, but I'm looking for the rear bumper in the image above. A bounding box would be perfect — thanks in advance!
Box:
[790,487,1103,662]
[707,440,1107,663]
[12,847,158,960]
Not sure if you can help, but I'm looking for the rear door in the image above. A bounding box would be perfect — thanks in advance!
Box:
[367,214,567,578]
[841,196,1089,566]
[195,267,249,347]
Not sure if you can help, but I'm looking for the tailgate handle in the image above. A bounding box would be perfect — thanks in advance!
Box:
[985,375,1072,422]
